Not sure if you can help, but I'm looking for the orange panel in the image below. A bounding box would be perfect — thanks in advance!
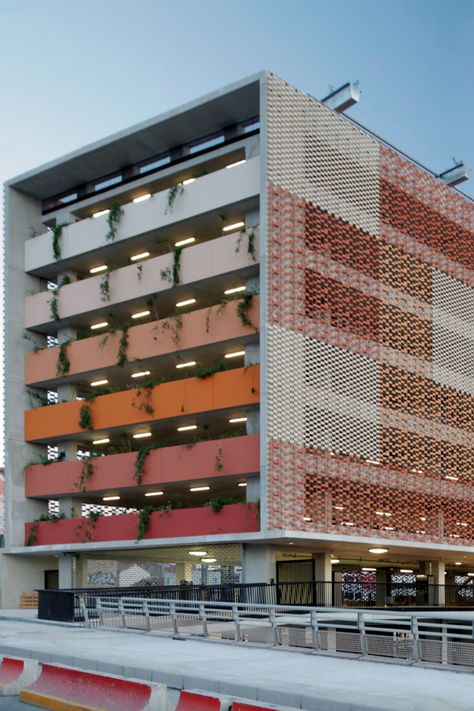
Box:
[25,366,260,442]
[25,299,259,386]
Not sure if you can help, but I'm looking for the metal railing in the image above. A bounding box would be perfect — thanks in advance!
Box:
[77,594,474,669]
[37,580,474,623]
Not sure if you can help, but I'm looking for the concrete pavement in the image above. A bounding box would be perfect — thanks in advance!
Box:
[0,617,472,710]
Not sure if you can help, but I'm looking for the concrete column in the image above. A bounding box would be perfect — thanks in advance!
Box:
[313,552,333,606]
[376,568,389,607]
[245,477,260,503]
[245,135,260,160]
[244,343,259,367]
[74,556,89,588]
[58,498,81,518]
[57,325,78,403]
[242,545,276,585]
[244,208,259,229]
[57,441,79,461]
[175,562,193,584]
[431,560,446,606]
[58,553,74,589]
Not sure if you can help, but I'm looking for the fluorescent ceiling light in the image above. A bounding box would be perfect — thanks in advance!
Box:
[201,558,217,563]
[182,178,195,185]
[133,194,151,203]
[132,310,151,319]
[455,562,462,566]
[362,567,376,572]
[145,491,164,497]
[178,425,197,432]
[400,569,413,573]
[90,379,108,387]
[130,251,150,261]
[133,432,152,439]
[93,438,110,445]
[226,160,246,169]
[238,482,247,487]
[90,265,108,274]
[190,486,210,492]
[467,573,474,577]
[368,548,388,554]
[331,559,340,564]
[223,221,245,232]
[176,298,196,308]
[334,505,344,511]
[224,350,245,359]
[93,209,110,218]
[189,551,207,556]
[176,361,196,369]
[445,475,459,481]
[91,322,108,330]
[175,237,195,248]
[229,417,247,423]
[131,370,151,378]
[103,495,120,501]
[224,286,246,295]
[303,516,311,521]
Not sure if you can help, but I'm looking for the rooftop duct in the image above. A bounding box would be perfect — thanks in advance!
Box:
[322,82,361,113]
[438,162,471,187]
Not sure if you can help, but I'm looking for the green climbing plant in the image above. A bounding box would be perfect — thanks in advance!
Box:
[160,245,183,287]
[214,446,224,472]
[99,266,115,302]
[105,201,124,242]
[117,325,129,367]
[79,402,93,430]
[75,458,94,492]
[165,183,184,214]
[137,505,156,541]
[51,223,68,261]
[134,441,163,485]
[132,382,154,415]
[49,291,59,321]
[56,339,71,377]
[236,292,255,328]
[208,495,241,514]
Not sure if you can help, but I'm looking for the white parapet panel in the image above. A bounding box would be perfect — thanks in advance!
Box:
[25,157,260,272]
[24,230,259,328]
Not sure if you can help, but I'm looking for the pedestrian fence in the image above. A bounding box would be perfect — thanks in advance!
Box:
[77,594,474,669]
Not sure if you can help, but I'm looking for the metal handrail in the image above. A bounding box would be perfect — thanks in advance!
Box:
[78,593,474,665]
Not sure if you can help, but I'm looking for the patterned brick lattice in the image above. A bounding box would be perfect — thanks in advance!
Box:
[265,74,474,545]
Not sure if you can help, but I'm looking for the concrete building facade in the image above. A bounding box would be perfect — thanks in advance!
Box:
[3,73,474,607]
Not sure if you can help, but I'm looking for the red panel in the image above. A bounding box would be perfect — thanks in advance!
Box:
[21,664,150,710]
[0,658,24,684]
[25,435,260,497]
[176,690,222,711]
[25,503,260,546]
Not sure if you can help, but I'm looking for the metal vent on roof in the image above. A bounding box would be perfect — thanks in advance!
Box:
[322,82,361,113]
[438,162,471,187]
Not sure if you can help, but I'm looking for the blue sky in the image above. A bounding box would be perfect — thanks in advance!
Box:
[1,0,473,195]
[0,0,473,462]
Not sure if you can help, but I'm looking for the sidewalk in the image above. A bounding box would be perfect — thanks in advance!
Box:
[0,616,472,710]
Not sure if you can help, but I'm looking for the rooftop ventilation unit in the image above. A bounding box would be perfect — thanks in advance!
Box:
[438,162,471,187]
[322,82,361,113]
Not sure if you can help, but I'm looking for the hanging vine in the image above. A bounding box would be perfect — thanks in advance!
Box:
[79,402,93,430]
[165,183,184,214]
[236,227,257,262]
[134,441,163,485]
[117,325,129,367]
[51,223,68,261]
[236,292,255,328]
[137,505,155,540]
[75,458,94,492]
[160,245,183,287]
[132,382,154,415]
[49,291,60,321]
[214,446,224,472]
[56,339,71,377]
[161,310,183,347]
[105,201,124,242]
[99,266,115,302]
